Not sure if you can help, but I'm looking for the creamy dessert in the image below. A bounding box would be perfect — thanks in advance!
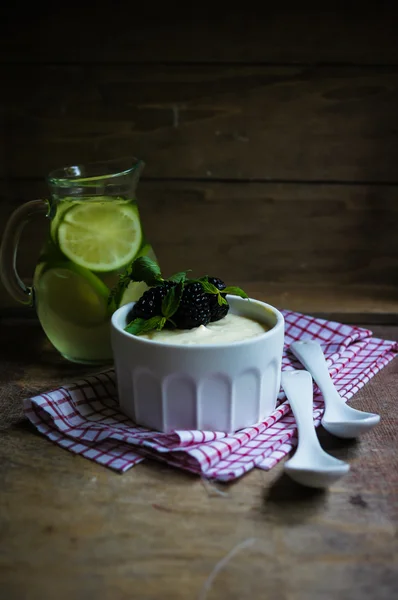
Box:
[111,257,284,434]
[118,256,265,343]
[139,312,269,345]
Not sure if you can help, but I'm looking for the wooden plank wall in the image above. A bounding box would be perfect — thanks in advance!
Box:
[1,4,398,313]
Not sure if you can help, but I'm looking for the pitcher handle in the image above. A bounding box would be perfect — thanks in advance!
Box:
[0,199,50,306]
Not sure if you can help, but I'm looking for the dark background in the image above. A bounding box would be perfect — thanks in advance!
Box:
[1,3,398,312]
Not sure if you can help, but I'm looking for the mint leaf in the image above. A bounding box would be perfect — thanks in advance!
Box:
[129,256,163,287]
[199,281,220,295]
[108,256,164,309]
[125,315,166,336]
[168,270,189,284]
[198,280,230,307]
[161,281,184,319]
[222,286,249,299]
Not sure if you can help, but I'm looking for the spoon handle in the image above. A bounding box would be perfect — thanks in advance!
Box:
[281,370,318,444]
[290,340,338,400]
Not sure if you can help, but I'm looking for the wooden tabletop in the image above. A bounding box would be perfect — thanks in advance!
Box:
[1,315,397,600]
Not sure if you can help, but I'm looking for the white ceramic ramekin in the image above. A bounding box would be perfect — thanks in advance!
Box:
[111,296,284,433]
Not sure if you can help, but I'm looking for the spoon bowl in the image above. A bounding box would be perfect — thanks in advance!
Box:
[322,401,380,439]
[285,457,350,489]
[281,370,350,489]
[290,340,380,439]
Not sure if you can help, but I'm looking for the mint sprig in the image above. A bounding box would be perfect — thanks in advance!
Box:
[129,256,163,287]
[199,280,249,304]
[200,280,248,300]
[222,286,249,299]
[199,281,220,295]
[161,280,185,321]
[125,279,185,336]
[108,256,163,309]
[168,270,190,284]
[125,315,166,336]
[116,257,250,337]
[197,280,227,306]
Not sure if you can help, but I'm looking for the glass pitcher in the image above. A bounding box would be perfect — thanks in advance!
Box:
[0,158,156,364]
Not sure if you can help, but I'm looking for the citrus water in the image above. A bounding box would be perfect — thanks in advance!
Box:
[33,196,155,364]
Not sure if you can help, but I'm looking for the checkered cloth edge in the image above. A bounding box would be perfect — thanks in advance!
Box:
[24,310,397,481]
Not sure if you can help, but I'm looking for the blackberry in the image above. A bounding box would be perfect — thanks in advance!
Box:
[127,281,175,322]
[207,276,229,322]
[173,282,211,329]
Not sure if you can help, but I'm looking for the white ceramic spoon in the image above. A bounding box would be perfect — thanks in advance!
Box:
[281,370,350,488]
[290,340,380,439]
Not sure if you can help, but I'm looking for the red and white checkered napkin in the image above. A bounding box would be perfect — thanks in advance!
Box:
[24,311,397,481]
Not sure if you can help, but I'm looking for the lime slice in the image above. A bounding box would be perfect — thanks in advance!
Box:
[51,197,118,243]
[50,201,75,242]
[37,264,110,326]
[57,202,142,272]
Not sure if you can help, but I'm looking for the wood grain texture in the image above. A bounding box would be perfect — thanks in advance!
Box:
[0,318,397,600]
[1,4,398,65]
[2,64,398,181]
[1,181,398,308]
[1,5,398,318]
